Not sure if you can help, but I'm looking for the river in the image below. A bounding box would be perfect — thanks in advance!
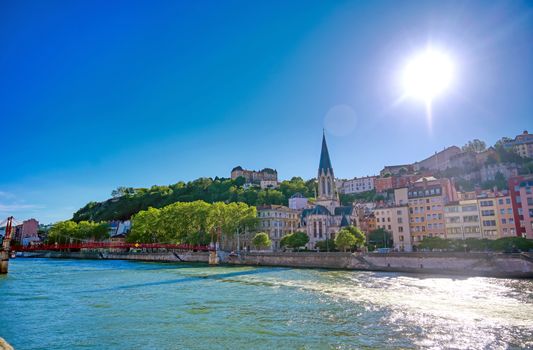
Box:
[1,259,532,349]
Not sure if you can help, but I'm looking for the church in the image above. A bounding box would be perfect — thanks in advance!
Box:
[301,133,356,249]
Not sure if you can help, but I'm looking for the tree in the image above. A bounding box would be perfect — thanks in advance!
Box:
[334,226,366,252]
[280,232,309,251]
[315,239,336,251]
[252,232,271,250]
[335,229,356,252]
[418,237,452,251]
[367,228,392,249]
[462,139,486,153]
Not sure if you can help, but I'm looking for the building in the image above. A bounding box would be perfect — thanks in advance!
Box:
[301,133,357,249]
[374,190,412,252]
[260,180,279,190]
[495,194,516,237]
[408,176,457,244]
[288,193,308,210]
[337,176,376,194]
[444,200,482,240]
[504,130,533,158]
[13,219,40,246]
[509,175,533,238]
[479,163,518,182]
[257,205,299,251]
[380,164,414,177]
[231,166,278,184]
[414,146,462,171]
[374,174,420,193]
[478,196,500,239]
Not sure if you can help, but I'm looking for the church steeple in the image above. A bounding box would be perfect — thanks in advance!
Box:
[317,132,338,202]
[319,131,334,176]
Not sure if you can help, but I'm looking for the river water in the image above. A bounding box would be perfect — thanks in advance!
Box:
[1,259,532,349]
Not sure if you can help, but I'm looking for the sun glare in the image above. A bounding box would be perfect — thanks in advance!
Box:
[402,48,454,102]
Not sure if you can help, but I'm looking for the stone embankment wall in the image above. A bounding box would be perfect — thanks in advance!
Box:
[24,251,210,263]
[20,251,533,278]
[225,251,533,278]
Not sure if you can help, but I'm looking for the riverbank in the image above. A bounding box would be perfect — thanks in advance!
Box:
[17,250,533,278]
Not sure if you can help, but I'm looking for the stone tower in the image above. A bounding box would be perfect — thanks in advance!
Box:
[315,132,340,212]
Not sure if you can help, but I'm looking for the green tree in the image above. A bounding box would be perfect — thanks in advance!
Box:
[462,139,487,153]
[281,232,309,251]
[47,221,78,244]
[335,229,357,252]
[315,239,336,251]
[367,228,392,249]
[418,237,452,251]
[252,232,271,250]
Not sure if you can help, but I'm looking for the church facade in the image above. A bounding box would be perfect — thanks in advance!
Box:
[301,133,357,249]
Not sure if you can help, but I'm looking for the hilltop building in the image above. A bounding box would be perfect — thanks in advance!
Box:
[231,166,278,184]
[504,130,533,158]
[413,146,462,172]
[337,176,377,194]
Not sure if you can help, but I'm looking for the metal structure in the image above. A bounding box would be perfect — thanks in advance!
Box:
[1,215,212,274]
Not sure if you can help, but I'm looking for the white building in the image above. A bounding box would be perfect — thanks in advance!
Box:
[444,200,482,240]
[289,193,308,210]
[337,176,376,194]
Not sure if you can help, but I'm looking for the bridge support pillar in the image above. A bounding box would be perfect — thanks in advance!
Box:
[0,252,8,274]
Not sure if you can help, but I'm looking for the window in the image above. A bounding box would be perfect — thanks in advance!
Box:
[501,218,507,224]
[481,210,495,216]
[506,198,511,204]
[498,199,504,205]
[399,226,404,233]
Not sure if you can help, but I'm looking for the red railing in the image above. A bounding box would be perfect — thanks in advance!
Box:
[11,242,212,252]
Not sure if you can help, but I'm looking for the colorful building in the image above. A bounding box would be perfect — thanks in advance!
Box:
[408,176,457,244]
[509,175,533,238]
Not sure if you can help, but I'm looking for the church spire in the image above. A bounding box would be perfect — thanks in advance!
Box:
[319,131,334,176]
[317,132,338,203]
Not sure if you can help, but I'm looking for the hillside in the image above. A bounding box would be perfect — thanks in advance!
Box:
[72,177,316,222]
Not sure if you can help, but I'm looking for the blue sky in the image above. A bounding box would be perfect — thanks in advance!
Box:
[1,0,532,223]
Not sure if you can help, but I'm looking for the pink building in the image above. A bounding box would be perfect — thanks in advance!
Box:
[14,218,40,245]
[509,175,533,238]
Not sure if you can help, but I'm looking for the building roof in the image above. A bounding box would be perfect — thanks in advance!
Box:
[319,133,334,174]
[414,176,438,182]
[340,215,350,227]
[256,204,292,211]
[334,206,353,216]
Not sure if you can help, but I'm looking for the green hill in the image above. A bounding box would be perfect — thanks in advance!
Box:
[72,176,316,222]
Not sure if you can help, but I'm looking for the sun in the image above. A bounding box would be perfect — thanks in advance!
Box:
[402,48,455,102]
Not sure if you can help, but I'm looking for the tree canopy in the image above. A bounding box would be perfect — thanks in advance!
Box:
[73,177,316,222]
[335,226,366,251]
[127,200,257,245]
[280,231,309,251]
[47,220,109,244]
[367,228,393,249]
[252,232,271,250]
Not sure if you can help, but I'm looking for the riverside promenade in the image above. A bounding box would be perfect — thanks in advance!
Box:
[19,250,533,278]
